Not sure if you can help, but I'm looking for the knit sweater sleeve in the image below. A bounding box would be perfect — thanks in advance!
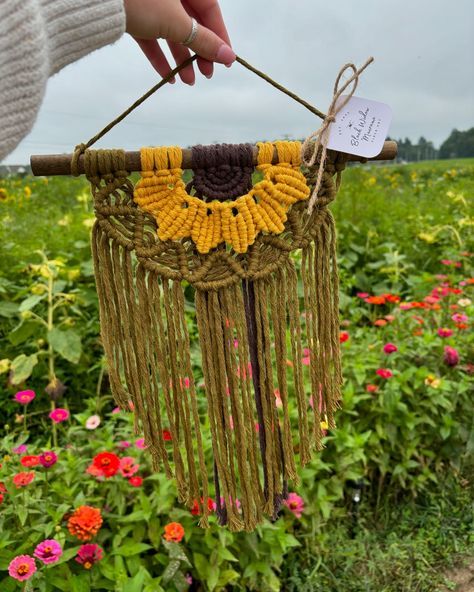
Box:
[0,0,126,162]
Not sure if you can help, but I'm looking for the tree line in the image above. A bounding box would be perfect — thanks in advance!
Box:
[390,127,474,162]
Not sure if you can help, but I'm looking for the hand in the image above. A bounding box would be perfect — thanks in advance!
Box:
[123,0,235,85]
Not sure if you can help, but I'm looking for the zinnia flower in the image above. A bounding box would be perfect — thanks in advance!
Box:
[376,368,393,379]
[8,555,37,581]
[424,375,441,388]
[85,415,101,430]
[20,455,40,468]
[163,522,185,543]
[383,343,398,354]
[117,440,131,449]
[339,331,350,343]
[451,313,468,323]
[67,506,103,541]
[366,384,378,393]
[190,497,214,516]
[284,492,305,518]
[92,452,120,478]
[366,296,386,305]
[374,319,387,327]
[135,438,148,449]
[457,298,472,307]
[12,444,28,454]
[75,544,104,569]
[438,328,453,338]
[119,456,139,478]
[443,346,460,367]
[162,430,172,441]
[49,408,69,423]
[14,390,35,405]
[128,476,143,487]
[39,451,58,468]
[13,472,35,488]
[33,539,62,564]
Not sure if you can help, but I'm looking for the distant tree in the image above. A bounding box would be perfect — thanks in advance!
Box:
[438,127,474,159]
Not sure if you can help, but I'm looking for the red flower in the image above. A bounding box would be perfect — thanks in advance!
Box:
[366,384,378,393]
[0,492,3,504]
[13,472,35,488]
[164,522,185,543]
[0,482,6,493]
[162,430,172,441]
[374,319,387,327]
[339,331,350,343]
[376,368,393,379]
[384,294,401,303]
[190,497,214,516]
[92,452,120,478]
[20,455,40,468]
[128,476,143,487]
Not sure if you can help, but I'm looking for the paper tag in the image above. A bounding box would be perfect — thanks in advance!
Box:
[326,95,392,158]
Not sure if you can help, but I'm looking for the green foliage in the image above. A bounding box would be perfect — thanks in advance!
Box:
[0,159,473,590]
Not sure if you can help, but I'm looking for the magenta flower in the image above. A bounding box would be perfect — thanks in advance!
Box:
[117,440,131,450]
[33,539,62,564]
[444,346,460,367]
[14,390,35,405]
[438,327,453,338]
[8,555,37,581]
[135,438,148,449]
[85,415,101,430]
[75,544,104,569]
[49,408,69,423]
[39,451,58,468]
[12,444,28,454]
[284,492,305,518]
[383,343,398,354]
[119,456,139,478]
[376,368,393,379]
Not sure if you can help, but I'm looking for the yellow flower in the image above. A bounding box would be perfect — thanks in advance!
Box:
[0,188,8,201]
[0,359,10,374]
[367,176,377,186]
[3,455,11,462]
[24,186,32,197]
[320,420,329,431]
[418,232,437,244]
[424,375,441,388]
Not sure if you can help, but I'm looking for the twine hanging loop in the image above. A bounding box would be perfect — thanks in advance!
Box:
[301,57,374,214]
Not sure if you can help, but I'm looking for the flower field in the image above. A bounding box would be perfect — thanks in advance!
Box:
[0,158,473,591]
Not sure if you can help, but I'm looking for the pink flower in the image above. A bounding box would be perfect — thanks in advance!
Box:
[135,438,148,449]
[119,457,139,477]
[443,346,460,367]
[33,539,62,564]
[85,415,101,430]
[451,313,468,323]
[39,451,58,468]
[75,544,104,569]
[117,440,131,450]
[8,555,37,581]
[357,292,369,298]
[12,444,28,454]
[284,492,304,518]
[302,356,310,366]
[376,368,393,379]
[438,327,453,338]
[274,389,283,409]
[214,496,241,513]
[111,407,121,414]
[14,390,36,405]
[383,343,398,354]
[49,408,69,423]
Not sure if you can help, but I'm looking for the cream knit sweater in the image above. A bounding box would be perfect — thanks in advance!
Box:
[0,0,126,162]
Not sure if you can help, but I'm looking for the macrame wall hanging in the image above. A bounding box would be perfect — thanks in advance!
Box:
[31,55,397,531]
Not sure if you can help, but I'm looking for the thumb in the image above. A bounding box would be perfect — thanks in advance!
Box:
[186,21,236,65]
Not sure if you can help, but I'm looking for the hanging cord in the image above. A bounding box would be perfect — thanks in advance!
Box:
[71,54,373,207]
[301,57,374,214]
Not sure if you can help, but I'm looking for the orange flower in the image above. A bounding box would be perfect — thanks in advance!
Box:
[374,319,387,327]
[163,522,185,543]
[67,506,103,541]
[13,472,35,488]
[366,296,386,305]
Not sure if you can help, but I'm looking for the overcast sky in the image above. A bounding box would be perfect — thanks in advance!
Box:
[4,0,474,164]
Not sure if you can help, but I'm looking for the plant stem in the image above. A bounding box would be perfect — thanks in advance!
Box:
[46,270,58,449]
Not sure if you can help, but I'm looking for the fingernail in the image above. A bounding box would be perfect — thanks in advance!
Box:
[216,44,236,65]
[168,77,176,84]
[188,80,195,86]
[205,74,212,79]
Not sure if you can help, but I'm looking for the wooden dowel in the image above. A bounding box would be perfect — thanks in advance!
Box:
[30,140,397,176]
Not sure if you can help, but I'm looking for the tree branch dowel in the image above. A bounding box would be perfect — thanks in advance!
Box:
[30,141,397,176]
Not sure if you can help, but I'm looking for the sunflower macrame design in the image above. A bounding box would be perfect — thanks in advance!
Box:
[79,139,347,531]
[134,141,310,253]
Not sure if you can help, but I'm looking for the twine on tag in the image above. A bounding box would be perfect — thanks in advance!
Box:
[301,57,374,214]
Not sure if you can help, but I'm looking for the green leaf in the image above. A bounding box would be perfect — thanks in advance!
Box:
[17,506,28,526]
[207,568,219,592]
[0,301,19,318]
[48,327,82,364]
[162,540,190,564]
[161,559,181,583]
[112,542,152,556]
[193,552,210,580]
[71,574,91,592]
[9,321,40,346]
[10,353,38,385]
[53,545,82,566]
[19,294,45,312]
[122,567,148,592]
[217,569,240,587]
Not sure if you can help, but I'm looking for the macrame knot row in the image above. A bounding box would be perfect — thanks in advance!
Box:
[134,141,310,254]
